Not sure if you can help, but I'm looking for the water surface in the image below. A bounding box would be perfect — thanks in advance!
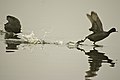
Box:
[0,32,119,80]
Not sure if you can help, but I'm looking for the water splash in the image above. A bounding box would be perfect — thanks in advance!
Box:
[21,31,41,44]
[52,40,64,45]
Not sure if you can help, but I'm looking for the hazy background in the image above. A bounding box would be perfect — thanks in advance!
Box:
[0,0,120,41]
[0,0,120,80]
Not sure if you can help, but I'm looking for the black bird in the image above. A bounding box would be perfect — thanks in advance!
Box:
[4,15,21,33]
[77,11,117,45]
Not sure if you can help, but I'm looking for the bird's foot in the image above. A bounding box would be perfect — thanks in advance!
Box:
[76,40,84,44]
[75,40,84,47]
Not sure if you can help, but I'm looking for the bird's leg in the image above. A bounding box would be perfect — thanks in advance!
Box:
[78,37,87,43]
[76,37,87,46]
[93,42,96,45]
[93,42,98,47]
[81,37,87,42]
[93,42,102,47]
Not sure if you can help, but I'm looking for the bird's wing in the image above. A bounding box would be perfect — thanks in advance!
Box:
[91,11,103,31]
[87,14,98,33]
[87,11,103,33]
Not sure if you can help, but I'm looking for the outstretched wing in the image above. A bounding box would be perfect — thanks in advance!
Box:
[87,11,103,33]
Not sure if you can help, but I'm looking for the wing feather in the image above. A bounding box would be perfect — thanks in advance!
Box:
[87,11,103,33]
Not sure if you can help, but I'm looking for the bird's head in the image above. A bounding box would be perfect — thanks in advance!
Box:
[108,28,118,33]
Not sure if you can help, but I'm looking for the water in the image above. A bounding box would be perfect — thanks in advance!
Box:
[0,31,119,80]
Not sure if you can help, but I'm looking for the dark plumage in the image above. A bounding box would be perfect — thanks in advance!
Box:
[4,15,21,33]
[77,11,117,45]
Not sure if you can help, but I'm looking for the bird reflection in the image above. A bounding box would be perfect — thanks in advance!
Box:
[5,33,21,52]
[76,46,115,80]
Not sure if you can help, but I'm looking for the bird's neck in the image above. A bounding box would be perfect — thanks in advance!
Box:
[108,29,113,34]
